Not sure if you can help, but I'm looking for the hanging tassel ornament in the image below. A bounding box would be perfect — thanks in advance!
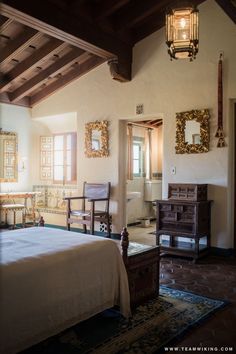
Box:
[215,52,226,147]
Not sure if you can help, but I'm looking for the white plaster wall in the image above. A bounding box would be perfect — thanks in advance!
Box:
[32,0,236,247]
[0,103,49,192]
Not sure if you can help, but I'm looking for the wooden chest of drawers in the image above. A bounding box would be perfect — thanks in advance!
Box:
[155,199,211,261]
[125,242,160,307]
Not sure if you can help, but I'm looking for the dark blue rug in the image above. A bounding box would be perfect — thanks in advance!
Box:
[22,286,228,354]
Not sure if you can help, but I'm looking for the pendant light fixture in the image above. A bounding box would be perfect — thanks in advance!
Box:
[166,6,199,60]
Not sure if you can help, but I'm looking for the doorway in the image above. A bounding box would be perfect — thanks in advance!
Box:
[125,119,163,229]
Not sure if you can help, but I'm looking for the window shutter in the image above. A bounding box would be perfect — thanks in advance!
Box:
[40,136,53,180]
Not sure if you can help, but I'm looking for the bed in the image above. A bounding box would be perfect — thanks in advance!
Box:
[0,227,130,354]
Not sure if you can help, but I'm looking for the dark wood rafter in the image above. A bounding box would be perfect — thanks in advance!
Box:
[95,0,130,20]
[215,0,236,23]
[0,27,41,66]
[9,47,85,102]
[0,39,66,91]
[0,92,30,107]
[113,0,168,31]
[30,56,104,106]
[0,2,132,65]
[0,0,235,107]
[0,17,13,32]
[136,119,163,129]
[0,15,9,27]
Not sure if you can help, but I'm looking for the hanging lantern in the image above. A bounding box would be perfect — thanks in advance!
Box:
[166,7,199,60]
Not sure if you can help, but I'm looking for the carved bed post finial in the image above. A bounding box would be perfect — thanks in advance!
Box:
[121,227,129,264]
[38,216,45,227]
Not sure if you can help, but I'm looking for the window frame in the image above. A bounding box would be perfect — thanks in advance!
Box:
[132,137,145,178]
[53,132,77,185]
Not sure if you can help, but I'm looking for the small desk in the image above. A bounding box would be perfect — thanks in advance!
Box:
[0,192,41,225]
[121,242,160,307]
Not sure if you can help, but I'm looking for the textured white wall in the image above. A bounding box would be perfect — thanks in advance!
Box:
[32,0,236,247]
[0,103,49,192]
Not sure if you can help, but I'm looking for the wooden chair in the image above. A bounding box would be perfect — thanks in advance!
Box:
[65,182,111,237]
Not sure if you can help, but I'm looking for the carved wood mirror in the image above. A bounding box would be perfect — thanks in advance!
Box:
[175,109,210,154]
[85,120,109,157]
[0,129,18,182]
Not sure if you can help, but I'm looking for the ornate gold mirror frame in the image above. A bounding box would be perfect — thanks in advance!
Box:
[175,109,210,154]
[0,129,18,182]
[85,120,109,158]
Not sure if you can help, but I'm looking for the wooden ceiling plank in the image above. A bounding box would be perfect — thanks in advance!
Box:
[0,27,41,66]
[0,39,65,91]
[215,0,236,23]
[96,0,130,20]
[114,0,167,31]
[0,17,14,33]
[9,47,85,102]
[0,91,30,107]
[1,2,132,61]
[30,56,104,106]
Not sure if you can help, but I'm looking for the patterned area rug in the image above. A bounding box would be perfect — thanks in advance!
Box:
[22,286,227,354]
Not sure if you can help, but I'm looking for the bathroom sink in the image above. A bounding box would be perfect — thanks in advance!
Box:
[126,191,141,201]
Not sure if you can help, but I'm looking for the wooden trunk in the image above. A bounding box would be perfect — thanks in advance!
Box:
[124,243,160,307]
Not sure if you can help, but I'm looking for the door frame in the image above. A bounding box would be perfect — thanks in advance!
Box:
[228,99,236,253]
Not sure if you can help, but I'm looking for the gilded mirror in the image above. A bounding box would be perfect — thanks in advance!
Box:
[0,129,18,182]
[175,109,210,154]
[85,120,109,157]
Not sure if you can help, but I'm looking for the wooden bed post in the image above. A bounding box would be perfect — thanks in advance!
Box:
[38,216,45,227]
[120,227,129,264]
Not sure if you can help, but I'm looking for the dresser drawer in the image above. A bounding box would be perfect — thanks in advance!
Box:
[160,221,194,233]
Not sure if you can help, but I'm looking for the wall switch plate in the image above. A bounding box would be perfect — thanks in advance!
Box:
[171,166,176,175]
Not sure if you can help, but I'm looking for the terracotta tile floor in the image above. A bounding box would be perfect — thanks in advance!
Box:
[128,223,236,349]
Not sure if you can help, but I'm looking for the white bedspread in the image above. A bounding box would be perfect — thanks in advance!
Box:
[0,227,130,354]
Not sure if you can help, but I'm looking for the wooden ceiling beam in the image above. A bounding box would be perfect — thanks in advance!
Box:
[95,0,130,20]
[30,56,105,106]
[132,12,164,44]
[9,47,85,102]
[0,39,66,91]
[0,92,30,107]
[0,27,41,66]
[113,0,168,31]
[1,2,132,61]
[0,15,9,27]
[215,0,236,23]
[1,1,132,81]
[0,17,14,32]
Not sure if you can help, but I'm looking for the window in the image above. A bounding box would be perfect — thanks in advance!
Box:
[40,133,77,184]
[133,138,144,177]
[53,133,77,184]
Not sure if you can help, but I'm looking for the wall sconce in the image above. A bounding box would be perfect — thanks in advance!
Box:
[166,7,199,61]
[19,156,27,172]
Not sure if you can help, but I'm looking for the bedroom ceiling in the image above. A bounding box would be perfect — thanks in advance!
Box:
[0,0,235,108]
